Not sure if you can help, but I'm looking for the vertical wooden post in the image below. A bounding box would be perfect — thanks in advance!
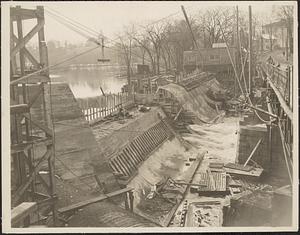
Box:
[124,192,129,210]
[15,9,29,226]
[10,19,17,75]
[129,191,134,212]
[248,5,253,98]
[267,124,273,168]
[38,6,57,226]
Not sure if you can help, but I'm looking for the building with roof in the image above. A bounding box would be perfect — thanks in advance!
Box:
[262,19,290,50]
[183,47,237,73]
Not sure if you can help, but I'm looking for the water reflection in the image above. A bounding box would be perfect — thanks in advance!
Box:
[50,65,127,98]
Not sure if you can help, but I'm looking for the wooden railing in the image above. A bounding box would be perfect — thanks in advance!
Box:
[262,62,293,109]
[77,92,134,123]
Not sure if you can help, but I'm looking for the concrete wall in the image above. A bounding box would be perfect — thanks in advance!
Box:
[27,82,120,193]
[237,121,290,185]
[237,125,269,167]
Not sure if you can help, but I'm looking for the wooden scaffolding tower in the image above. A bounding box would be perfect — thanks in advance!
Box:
[10,6,57,227]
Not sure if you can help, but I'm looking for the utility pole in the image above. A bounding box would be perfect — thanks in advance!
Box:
[248,5,253,98]
[285,27,289,61]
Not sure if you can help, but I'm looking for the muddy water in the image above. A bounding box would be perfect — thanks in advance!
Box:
[128,137,198,206]
[170,117,240,227]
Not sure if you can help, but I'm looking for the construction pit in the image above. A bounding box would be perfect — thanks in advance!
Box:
[14,72,292,228]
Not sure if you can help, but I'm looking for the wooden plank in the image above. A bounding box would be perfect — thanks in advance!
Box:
[11,142,32,155]
[174,182,206,187]
[135,136,147,155]
[131,142,144,161]
[10,7,37,21]
[144,131,156,149]
[112,157,128,177]
[110,159,125,176]
[122,150,137,170]
[58,187,134,213]
[119,153,134,174]
[126,144,139,164]
[243,138,262,167]
[116,155,131,176]
[11,202,37,225]
[224,166,263,177]
[10,104,29,114]
[11,74,49,85]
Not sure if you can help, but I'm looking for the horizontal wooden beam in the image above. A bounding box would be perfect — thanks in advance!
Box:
[11,202,37,225]
[58,187,134,213]
[11,143,32,155]
[11,19,45,58]
[10,8,38,21]
[11,74,49,85]
[10,104,29,114]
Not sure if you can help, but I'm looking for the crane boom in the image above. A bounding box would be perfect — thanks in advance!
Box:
[181,5,203,71]
[181,5,199,50]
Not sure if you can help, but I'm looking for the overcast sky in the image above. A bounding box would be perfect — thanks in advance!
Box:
[5,1,295,45]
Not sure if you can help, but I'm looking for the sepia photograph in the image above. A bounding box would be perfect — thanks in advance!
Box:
[1,0,298,233]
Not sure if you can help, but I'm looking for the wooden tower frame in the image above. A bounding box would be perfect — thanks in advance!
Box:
[10,5,57,227]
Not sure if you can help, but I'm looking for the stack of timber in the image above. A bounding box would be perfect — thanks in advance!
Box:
[194,172,228,196]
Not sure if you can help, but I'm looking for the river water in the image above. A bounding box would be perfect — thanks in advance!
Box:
[50,65,127,98]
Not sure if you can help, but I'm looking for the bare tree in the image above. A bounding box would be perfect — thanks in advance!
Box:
[116,26,135,94]
[132,35,156,74]
[144,23,167,75]
[197,7,235,47]
[274,5,294,54]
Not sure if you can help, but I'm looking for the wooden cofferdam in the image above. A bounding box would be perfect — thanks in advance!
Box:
[109,119,174,182]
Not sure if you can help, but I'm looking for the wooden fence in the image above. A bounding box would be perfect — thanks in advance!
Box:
[77,92,134,123]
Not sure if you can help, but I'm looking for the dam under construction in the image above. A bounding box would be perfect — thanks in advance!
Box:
[5,2,297,232]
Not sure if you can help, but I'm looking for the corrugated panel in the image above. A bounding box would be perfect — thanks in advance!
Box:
[109,120,173,179]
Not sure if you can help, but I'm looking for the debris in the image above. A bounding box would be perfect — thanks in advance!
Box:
[209,162,224,169]
[224,186,273,226]
[225,163,253,172]
[138,105,151,112]
[189,157,196,161]
[185,201,223,227]
[224,165,263,178]
[195,172,227,196]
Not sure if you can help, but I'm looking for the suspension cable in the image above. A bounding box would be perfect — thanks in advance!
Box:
[45,6,99,36]
[11,45,101,85]
[45,10,99,42]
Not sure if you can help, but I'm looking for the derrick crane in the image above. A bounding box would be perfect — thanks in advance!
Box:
[181,5,203,70]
